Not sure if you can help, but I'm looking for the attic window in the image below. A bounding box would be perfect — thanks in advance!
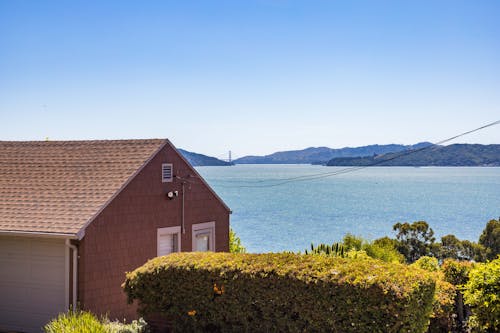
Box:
[162,163,173,182]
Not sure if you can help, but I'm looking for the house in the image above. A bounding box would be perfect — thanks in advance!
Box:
[0,139,231,332]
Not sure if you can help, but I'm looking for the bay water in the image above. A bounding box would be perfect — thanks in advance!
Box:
[196,165,500,253]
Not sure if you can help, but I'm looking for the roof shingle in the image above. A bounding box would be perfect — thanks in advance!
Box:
[0,139,166,235]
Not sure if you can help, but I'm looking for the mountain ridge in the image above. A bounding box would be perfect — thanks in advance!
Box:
[233,142,432,164]
[179,143,500,167]
[178,149,233,166]
[326,144,500,167]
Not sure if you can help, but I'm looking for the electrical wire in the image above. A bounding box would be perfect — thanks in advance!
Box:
[214,119,500,188]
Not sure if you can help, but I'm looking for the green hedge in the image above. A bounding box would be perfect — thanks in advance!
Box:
[123,252,436,333]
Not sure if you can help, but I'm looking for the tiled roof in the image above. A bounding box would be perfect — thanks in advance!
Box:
[0,139,166,236]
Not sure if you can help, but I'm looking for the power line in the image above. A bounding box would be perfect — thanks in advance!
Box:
[214,119,500,188]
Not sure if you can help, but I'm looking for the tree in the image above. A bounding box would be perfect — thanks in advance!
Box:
[368,237,404,263]
[373,236,399,249]
[438,234,464,260]
[438,235,486,262]
[342,233,364,251]
[478,219,500,260]
[463,257,500,332]
[461,240,487,263]
[393,221,436,263]
[229,228,246,253]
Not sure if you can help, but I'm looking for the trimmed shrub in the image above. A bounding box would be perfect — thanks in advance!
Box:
[124,252,436,333]
[412,256,440,272]
[463,257,500,332]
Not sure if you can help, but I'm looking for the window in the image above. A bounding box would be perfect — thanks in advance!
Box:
[157,226,181,256]
[195,231,210,251]
[192,222,215,252]
[162,163,173,182]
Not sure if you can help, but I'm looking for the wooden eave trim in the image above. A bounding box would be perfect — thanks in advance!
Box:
[0,230,77,239]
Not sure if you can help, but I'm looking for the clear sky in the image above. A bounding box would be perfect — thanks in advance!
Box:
[1,1,499,157]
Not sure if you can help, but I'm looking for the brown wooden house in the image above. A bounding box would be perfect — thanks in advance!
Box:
[0,139,230,332]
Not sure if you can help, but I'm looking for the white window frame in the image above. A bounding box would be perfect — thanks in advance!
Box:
[192,221,215,252]
[157,226,181,256]
[162,163,173,183]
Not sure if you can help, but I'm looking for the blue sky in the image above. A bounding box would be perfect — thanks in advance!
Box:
[1,1,499,157]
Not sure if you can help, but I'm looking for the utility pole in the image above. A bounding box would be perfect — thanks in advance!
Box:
[228,150,232,163]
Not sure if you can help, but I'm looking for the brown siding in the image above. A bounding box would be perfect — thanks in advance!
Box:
[78,143,230,320]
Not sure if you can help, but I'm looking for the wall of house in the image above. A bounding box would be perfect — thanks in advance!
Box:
[77,142,230,320]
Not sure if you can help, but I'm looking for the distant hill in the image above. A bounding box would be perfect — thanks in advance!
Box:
[233,142,432,164]
[326,144,500,167]
[178,149,233,166]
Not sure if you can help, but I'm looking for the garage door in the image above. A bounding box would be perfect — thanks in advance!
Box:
[0,236,67,333]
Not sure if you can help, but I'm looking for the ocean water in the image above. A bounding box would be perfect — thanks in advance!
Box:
[195,165,500,253]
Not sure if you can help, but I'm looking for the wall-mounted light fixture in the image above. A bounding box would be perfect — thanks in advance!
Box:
[166,190,179,200]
